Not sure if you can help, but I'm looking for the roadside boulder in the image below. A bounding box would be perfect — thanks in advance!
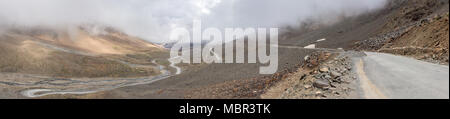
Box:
[313,78,330,89]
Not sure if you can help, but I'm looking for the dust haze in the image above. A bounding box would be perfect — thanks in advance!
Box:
[0,0,387,43]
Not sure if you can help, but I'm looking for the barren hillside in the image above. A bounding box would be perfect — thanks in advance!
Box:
[355,0,449,64]
[0,26,169,78]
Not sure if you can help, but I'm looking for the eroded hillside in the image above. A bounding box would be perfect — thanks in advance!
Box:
[355,0,449,64]
[0,26,169,78]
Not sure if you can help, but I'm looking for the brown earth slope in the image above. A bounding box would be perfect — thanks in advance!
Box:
[354,0,449,64]
[379,13,449,64]
[0,26,168,78]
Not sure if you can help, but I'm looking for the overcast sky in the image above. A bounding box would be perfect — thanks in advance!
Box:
[0,0,387,43]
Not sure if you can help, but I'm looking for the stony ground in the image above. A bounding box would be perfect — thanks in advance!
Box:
[184,67,292,99]
[185,51,361,99]
[261,51,360,99]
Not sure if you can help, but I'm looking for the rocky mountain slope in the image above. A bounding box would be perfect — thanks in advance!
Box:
[0,26,168,78]
[354,0,449,64]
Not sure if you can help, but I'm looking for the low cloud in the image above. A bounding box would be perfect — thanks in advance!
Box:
[0,0,387,43]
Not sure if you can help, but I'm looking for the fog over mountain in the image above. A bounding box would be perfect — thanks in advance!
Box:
[0,0,387,43]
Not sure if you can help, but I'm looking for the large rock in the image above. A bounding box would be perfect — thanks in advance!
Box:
[313,78,330,89]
